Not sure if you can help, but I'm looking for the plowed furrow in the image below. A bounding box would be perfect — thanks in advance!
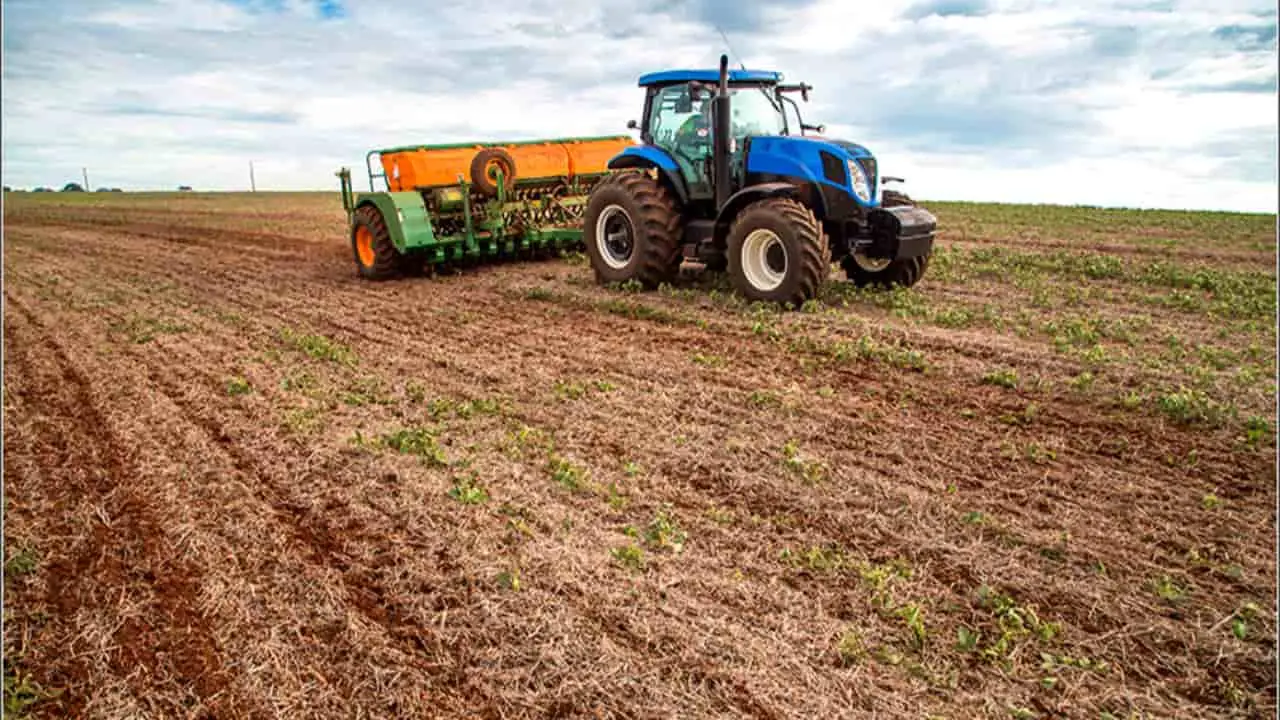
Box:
[3,291,237,718]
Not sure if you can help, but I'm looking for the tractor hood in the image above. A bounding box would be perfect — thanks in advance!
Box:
[811,136,878,189]
[801,136,873,158]
[744,134,880,205]
[789,136,878,170]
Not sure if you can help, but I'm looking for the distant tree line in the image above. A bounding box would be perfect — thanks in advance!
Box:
[4,183,122,193]
[3,183,198,193]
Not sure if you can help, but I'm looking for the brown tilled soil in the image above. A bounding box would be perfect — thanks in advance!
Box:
[3,192,1276,719]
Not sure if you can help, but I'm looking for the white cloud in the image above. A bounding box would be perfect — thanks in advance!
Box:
[876,148,1277,211]
[1093,88,1274,146]
[1,0,1275,212]
[86,0,250,32]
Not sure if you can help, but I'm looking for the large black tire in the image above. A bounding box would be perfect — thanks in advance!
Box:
[842,253,930,289]
[881,189,913,207]
[470,148,517,197]
[583,171,683,287]
[842,190,930,289]
[351,204,405,281]
[726,196,830,307]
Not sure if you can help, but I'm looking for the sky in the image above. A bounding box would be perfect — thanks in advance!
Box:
[2,0,1277,212]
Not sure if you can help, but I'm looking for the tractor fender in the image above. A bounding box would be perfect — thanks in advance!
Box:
[353,191,436,253]
[713,182,824,244]
[607,146,689,206]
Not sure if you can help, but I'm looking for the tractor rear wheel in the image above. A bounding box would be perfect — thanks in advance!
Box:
[726,196,830,307]
[583,171,683,287]
[351,204,405,280]
[842,190,930,289]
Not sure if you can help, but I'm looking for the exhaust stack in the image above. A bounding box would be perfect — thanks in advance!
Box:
[713,53,732,210]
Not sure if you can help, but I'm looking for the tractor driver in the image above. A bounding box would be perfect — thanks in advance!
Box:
[675,97,714,154]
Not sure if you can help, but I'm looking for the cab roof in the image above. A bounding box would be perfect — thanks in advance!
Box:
[637,69,783,86]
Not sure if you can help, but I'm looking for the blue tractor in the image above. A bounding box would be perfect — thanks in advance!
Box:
[583,55,937,307]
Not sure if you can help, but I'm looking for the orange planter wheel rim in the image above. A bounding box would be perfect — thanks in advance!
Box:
[355,225,375,266]
[486,157,513,182]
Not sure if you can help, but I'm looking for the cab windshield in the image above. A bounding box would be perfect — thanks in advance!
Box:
[727,85,787,138]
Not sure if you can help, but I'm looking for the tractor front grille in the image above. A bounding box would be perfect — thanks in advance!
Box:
[820,151,848,185]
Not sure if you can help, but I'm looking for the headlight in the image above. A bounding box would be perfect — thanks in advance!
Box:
[847,159,871,202]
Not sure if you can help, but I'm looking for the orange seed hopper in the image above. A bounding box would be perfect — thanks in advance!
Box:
[374,135,637,196]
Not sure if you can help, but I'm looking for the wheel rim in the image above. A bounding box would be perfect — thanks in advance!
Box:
[741,228,788,292]
[487,160,510,185]
[595,205,635,269]
[852,252,892,272]
[355,225,375,267]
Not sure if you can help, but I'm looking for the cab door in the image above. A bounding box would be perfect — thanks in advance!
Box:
[645,84,713,200]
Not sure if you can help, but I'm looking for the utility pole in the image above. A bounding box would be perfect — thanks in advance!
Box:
[249,161,256,192]
[82,167,89,191]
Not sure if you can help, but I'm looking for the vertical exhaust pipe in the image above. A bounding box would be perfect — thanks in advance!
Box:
[713,53,732,211]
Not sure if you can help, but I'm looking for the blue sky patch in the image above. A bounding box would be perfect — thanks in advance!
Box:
[316,0,345,20]
[1212,23,1278,51]
[903,0,990,21]
[222,0,286,13]
[221,0,343,19]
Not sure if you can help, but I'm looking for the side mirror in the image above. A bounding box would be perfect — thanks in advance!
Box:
[802,122,825,135]
[626,119,638,130]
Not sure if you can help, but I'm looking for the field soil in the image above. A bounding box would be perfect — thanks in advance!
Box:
[3,191,1276,719]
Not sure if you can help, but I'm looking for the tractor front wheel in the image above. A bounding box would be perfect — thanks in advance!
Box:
[351,204,405,280]
[726,197,830,307]
[583,171,683,287]
[842,190,931,289]
[842,253,930,289]
[882,189,913,206]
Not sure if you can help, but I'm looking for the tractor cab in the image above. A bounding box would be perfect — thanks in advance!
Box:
[585,55,937,308]
[626,69,825,210]
[633,69,793,200]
